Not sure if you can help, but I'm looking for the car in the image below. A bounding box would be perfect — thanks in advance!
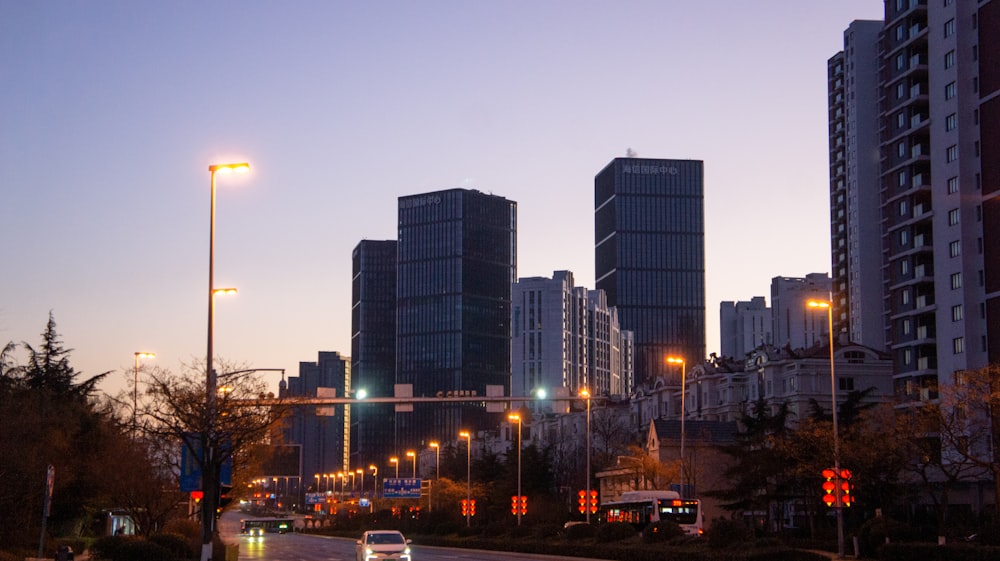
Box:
[355,530,412,561]
[248,527,264,538]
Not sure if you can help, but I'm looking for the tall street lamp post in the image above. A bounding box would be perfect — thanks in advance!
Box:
[808,299,844,558]
[429,441,440,512]
[357,468,364,499]
[389,457,399,479]
[132,352,155,436]
[459,430,471,527]
[508,413,523,526]
[203,161,249,561]
[406,450,416,478]
[580,388,592,523]
[666,357,686,493]
[369,465,378,506]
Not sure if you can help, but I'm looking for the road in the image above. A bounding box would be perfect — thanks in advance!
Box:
[219,511,607,561]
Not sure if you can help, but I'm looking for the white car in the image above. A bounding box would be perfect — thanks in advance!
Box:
[355,530,412,561]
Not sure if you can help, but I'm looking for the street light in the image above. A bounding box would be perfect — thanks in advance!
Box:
[807,299,844,558]
[389,456,399,478]
[132,352,155,436]
[579,388,593,523]
[666,356,686,494]
[369,465,378,502]
[459,430,471,527]
[356,468,364,499]
[429,442,440,479]
[406,450,416,478]
[202,158,249,561]
[508,413,523,526]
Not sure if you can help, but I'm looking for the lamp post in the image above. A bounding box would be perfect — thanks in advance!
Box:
[369,465,378,503]
[406,450,416,478]
[202,157,249,561]
[580,388,592,523]
[132,352,155,436]
[459,430,471,527]
[808,299,844,558]
[666,356,686,494]
[508,413,523,526]
[429,442,440,479]
[389,457,399,479]
[357,468,364,500]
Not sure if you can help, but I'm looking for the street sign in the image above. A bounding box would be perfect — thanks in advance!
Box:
[383,478,422,498]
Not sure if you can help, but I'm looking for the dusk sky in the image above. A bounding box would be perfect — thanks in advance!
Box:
[1,1,885,398]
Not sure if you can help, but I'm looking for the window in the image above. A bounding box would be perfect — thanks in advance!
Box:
[898,111,906,128]
[948,208,960,225]
[901,259,910,275]
[899,170,908,186]
[901,289,911,305]
[949,240,961,257]
[896,53,906,70]
[952,304,964,321]
[902,319,911,335]
[945,18,955,37]
[899,199,908,216]
[897,82,906,99]
[839,378,855,391]
[946,113,957,131]
[948,176,959,193]
[898,141,907,158]
[900,229,909,246]
[903,348,913,365]
[945,81,956,99]
[945,50,955,68]
[947,145,959,162]
[953,337,964,354]
[951,272,962,289]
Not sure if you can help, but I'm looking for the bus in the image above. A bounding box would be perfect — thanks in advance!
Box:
[240,517,294,536]
[598,490,703,535]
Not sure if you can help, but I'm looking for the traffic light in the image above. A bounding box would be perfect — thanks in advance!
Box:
[577,490,586,513]
[519,495,527,515]
[589,490,598,514]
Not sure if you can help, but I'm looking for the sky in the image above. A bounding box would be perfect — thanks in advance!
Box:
[0,1,886,399]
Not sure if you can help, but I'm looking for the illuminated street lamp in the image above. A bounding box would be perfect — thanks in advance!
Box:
[428,442,440,512]
[807,299,844,558]
[508,413,523,526]
[201,157,249,561]
[459,430,471,527]
[389,456,399,479]
[369,465,378,501]
[406,450,416,478]
[132,352,155,436]
[580,388,592,523]
[666,356,686,492]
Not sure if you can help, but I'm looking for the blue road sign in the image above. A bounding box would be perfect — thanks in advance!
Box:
[383,478,422,498]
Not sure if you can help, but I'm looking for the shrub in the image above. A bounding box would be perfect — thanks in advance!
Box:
[595,522,637,543]
[705,518,752,549]
[856,516,922,557]
[564,523,596,541]
[433,521,461,535]
[509,525,532,539]
[532,523,561,539]
[148,533,195,560]
[642,520,684,543]
[114,540,173,561]
[456,525,482,537]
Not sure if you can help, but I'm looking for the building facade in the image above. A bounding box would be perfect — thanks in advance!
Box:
[395,188,517,450]
[280,351,351,482]
[595,157,706,385]
[827,19,886,351]
[350,239,398,468]
[770,274,833,351]
[719,296,773,360]
[511,270,634,408]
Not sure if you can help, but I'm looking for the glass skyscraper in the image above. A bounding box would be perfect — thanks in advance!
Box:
[396,188,517,449]
[595,157,705,385]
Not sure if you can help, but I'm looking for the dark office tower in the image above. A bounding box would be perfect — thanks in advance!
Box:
[595,158,705,385]
[877,1,996,401]
[396,189,516,449]
[351,240,397,469]
[281,352,351,480]
[827,20,885,350]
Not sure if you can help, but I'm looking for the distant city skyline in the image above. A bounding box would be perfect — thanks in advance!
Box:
[0,2,886,398]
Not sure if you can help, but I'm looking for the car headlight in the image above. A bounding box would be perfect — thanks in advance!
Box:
[403,546,411,554]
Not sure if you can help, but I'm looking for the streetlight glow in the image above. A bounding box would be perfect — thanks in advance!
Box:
[406,450,416,478]
[508,413,523,526]
[460,430,472,527]
[666,356,687,494]
[389,456,398,478]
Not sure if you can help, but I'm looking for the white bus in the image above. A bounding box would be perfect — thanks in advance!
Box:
[598,490,703,535]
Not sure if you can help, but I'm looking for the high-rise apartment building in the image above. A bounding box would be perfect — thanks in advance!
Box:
[830,1,998,403]
[511,271,633,407]
[396,189,517,449]
[771,274,832,352]
[828,19,886,351]
[280,352,351,479]
[350,240,397,467]
[595,157,705,385]
[719,296,772,359]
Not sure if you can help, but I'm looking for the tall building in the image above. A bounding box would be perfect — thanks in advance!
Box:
[594,157,705,385]
[351,240,397,467]
[770,274,832,351]
[510,271,634,408]
[719,296,772,359]
[879,0,996,400]
[396,188,517,449]
[827,19,886,350]
[280,352,351,481]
